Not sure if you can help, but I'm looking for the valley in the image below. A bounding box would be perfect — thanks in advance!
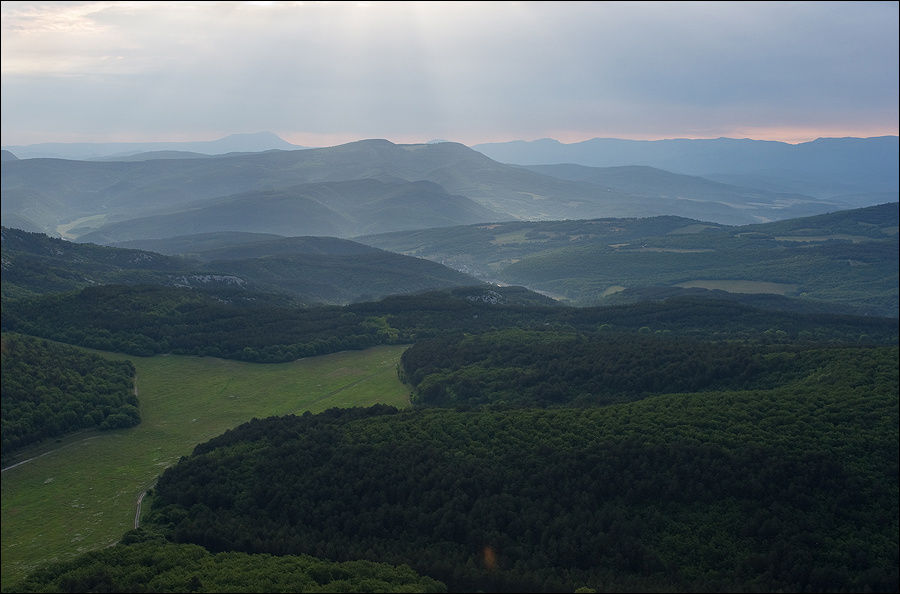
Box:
[1,344,411,586]
[1,135,897,593]
[3,1,897,590]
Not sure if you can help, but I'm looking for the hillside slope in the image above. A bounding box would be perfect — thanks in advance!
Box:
[74,178,503,243]
[1,228,480,305]
[2,140,854,240]
[359,203,900,316]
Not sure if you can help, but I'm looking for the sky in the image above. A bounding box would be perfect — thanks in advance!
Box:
[1,0,898,148]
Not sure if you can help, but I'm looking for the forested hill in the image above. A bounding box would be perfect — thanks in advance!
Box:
[139,341,898,592]
[112,233,375,260]
[2,284,896,363]
[1,227,480,305]
[398,329,830,408]
[0,333,138,459]
[73,179,503,244]
[359,202,900,316]
[9,539,446,593]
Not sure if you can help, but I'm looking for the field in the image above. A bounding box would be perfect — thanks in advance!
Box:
[674,279,799,295]
[0,345,411,588]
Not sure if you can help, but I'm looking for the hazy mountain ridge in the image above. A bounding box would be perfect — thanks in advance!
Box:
[72,178,503,243]
[474,136,900,198]
[2,138,871,242]
[112,231,289,255]
[1,131,302,160]
[0,227,481,305]
[522,163,827,208]
[92,150,214,161]
[2,142,522,239]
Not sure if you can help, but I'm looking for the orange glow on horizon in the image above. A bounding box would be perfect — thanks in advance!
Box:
[4,127,897,149]
[282,125,899,148]
[540,125,900,146]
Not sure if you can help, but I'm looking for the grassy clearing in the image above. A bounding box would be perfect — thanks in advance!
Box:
[490,230,532,245]
[674,279,799,295]
[600,285,626,297]
[1,345,411,588]
[774,234,873,243]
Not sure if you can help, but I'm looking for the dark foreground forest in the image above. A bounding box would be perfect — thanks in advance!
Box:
[1,333,138,458]
[10,339,897,593]
[3,282,898,593]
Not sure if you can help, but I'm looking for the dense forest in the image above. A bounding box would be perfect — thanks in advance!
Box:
[1,284,896,365]
[1,332,138,458]
[10,536,445,593]
[400,329,851,408]
[127,343,898,593]
[8,340,894,592]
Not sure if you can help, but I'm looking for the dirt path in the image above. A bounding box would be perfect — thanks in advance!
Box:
[133,485,156,529]
[1,434,102,473]
[134,491,146,528]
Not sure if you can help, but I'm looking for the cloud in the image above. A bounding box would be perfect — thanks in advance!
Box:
[1,1,897,145]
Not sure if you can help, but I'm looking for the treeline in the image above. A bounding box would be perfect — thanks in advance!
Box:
[136,346,898,593]
[8,535,445,593]
[1,333,138,457]
[0,285,382,361]
[1,284,896,364]
[400,329,825,408]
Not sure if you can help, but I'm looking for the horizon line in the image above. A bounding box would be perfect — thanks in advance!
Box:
[4,132,899,150]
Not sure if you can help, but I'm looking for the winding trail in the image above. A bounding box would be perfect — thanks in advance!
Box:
[134,481,157,529]
[134,491,147,529]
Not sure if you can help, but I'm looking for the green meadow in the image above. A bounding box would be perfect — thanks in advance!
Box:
[0,345,411,588]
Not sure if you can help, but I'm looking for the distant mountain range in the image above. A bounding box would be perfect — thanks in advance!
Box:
[6,133,895,200]
[1,132,303,160]
[5,138,888,242]
[473,136,899,198]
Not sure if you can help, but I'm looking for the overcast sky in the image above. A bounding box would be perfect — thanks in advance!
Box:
[2,1,898,147]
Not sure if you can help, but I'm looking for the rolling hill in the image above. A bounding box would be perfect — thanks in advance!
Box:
[521,163,836,218]
[2,140,860,242]
[358,203,900,316]
[1,228,480,305]
[73,178,504,243]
